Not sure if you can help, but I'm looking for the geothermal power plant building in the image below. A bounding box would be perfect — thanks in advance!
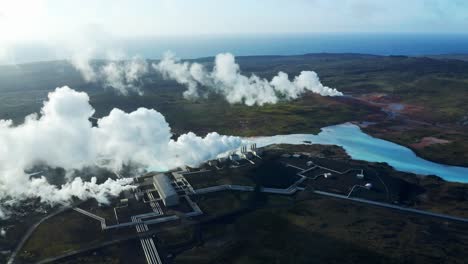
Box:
[153,173,179,207]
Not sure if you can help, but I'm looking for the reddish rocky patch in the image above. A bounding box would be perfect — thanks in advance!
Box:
[411,137,451,149]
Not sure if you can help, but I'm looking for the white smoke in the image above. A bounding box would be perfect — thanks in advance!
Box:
[0,209,6,219]
[0,86,243,217]
[70,48,342,102]
[64,29,149,95]
[154,52,343,106]
[100,57,149,95]
[70,47,97,82]
[70,55,149,95]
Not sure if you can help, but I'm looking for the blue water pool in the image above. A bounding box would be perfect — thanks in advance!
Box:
[249,123,468,183]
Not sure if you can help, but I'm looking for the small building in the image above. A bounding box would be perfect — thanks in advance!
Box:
[356,170,365,179]
[153,173,179,207]
[120,198,129,206]
[208,160,219,167]
[364,183,373,189]
[324,172,332,179]
[281,154,291,158]
[292,154,301,158]
[306,161,314,167]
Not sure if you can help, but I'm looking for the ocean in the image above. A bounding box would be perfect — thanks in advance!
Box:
[125,33,468,59]
[8,33,468,64]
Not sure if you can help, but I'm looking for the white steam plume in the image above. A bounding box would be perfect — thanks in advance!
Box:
[70,56,149,95]
[154,52,343,106]
[70,47,97,82]
[0,86,243,217]
[65,30,149,95]
[100,57,149,95]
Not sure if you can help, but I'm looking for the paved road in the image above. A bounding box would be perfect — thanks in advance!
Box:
[7,206,70,264]
[195,180,304,196]
[313,190,468,223]
[195,182,468,224]
[35,236,135,264]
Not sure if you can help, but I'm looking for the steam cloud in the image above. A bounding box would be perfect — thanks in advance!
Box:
[154,52,343,106]
[71,56,149,95]
[0,86,243,218]
[71,50,342,105]
[100,57,149,95]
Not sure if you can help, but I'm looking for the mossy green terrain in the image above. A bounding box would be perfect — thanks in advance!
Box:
[17,209,134,263]
[174,144,468,264]
[13,144,468,263]
[1,54,467,163]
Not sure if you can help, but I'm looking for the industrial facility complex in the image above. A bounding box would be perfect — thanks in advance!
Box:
[8,143,468,264]
[152,174,179,207]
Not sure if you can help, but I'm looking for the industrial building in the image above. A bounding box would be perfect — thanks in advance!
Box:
[153,173,179,207]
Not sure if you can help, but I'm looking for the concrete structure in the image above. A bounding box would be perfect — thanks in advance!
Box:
[244,152,254,159]
[250,143,263,156]
[240,145,258,159]
[356,170,365,179]
[134,192,144,201]
[153,173,179,207]
[240,145,248,155]
[208,160,219,167]
[230,153,242,161]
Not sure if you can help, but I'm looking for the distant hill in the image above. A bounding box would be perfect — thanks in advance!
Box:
[421,54,468,62]
[1,53,468,166]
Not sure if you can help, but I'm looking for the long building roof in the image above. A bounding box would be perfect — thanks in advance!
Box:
[153,173,177,199]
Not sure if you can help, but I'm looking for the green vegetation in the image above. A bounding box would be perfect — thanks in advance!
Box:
[157,225,196,248]
[57,239,146,264]
[196,191,251,218]
[177,193,468,264]
[1,54,467,164]
[175,144,468,263]
[11,144,468,263]
[17,209,133,263]
[364,121,468,166]
[184,168,256,189]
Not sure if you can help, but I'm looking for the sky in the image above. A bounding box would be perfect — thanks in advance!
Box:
[1,0,468,63]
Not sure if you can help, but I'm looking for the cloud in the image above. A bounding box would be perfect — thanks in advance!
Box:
[154,52,342,106]
[0,86,243,217]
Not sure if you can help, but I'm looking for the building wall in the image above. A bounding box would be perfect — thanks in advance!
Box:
[153,173,179,207]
